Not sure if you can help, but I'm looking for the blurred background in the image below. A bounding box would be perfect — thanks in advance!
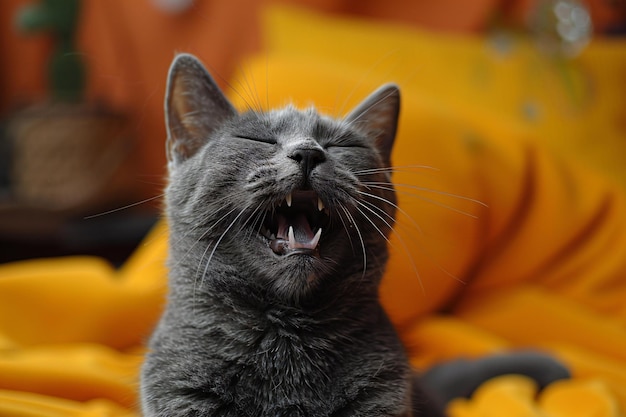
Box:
[0,0,624,265]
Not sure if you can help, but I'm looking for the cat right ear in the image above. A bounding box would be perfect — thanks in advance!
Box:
[344,84,400,168]
[165,53,236,168]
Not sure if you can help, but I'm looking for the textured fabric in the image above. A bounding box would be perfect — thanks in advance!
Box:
[1,6,625,416]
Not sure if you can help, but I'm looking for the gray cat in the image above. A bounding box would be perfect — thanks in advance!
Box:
[140,53,444,417]
[140,54,569,417]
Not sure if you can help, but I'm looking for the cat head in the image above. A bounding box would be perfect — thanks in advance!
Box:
[164,53,400,303]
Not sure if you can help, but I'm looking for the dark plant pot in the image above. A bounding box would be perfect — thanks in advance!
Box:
[6,102,136,213]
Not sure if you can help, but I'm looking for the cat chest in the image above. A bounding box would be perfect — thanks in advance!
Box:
[207,325,356,415]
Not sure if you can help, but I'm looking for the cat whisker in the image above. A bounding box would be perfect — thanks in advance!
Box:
[358,184,483,283]
[192,235,215,315]
[193,206,252,310]
[246,64,264,113]
[264,53,270,112]
[234,63,264,113]
[352,164,439,176]
[173,205,241,277]
[334,50,401,119]
[333,204,356,255]
[358,187,467,286]
[360,184,480,219]
[339,204,367,281]
[356,187,459,285]
[223,81,258,114]
[168,190,252,268]
[366,181,487,208]
[356,200,394,232]
[356,189,423,235]
[83,193,165,219]
[357,199,425,293]
[241,203,267,242]
[201,207,251,278]
[354,204,391,244]
[200,61,259,114]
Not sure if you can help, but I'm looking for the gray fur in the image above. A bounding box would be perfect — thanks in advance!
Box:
[140,54,444,417]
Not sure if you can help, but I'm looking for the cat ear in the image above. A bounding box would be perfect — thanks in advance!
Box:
[165,53,236,167]
[344,84,400,167]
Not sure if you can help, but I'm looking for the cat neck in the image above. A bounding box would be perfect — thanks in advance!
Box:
[170,262,381,324]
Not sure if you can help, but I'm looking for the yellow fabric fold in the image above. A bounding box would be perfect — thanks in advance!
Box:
[0,389,135,417]
[449,376,621,417]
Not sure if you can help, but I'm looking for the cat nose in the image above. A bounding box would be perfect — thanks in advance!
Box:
[289,147,326,178]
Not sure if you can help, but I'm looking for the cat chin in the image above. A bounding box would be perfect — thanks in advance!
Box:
[269,279,317,303]
[262,254,328,300]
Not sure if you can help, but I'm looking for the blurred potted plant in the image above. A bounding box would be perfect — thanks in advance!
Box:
[18,0,85,102]
[6,0,135,214]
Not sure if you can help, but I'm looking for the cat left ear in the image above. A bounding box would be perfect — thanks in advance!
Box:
[165,53,236,167]
[344,84,400,167]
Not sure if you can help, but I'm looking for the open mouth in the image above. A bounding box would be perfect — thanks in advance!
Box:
[260,191,330,256]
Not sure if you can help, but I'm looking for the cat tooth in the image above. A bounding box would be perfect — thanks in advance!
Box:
[317,198,324,211]
[269,233,276,240]
[311,228,322,248]
[288,225,296,248]
[285,193,292,207]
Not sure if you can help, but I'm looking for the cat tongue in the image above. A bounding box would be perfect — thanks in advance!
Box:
[277,213,320,250]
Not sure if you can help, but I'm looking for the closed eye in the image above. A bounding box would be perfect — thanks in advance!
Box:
[236,135,277,145]
[325,142,368,150]
[324,133,367,149]
[326,143,368,149]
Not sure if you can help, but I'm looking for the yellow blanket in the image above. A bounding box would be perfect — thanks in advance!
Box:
[1,6,625,417]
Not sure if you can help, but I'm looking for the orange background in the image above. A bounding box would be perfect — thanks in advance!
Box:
[1,0,623,202]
